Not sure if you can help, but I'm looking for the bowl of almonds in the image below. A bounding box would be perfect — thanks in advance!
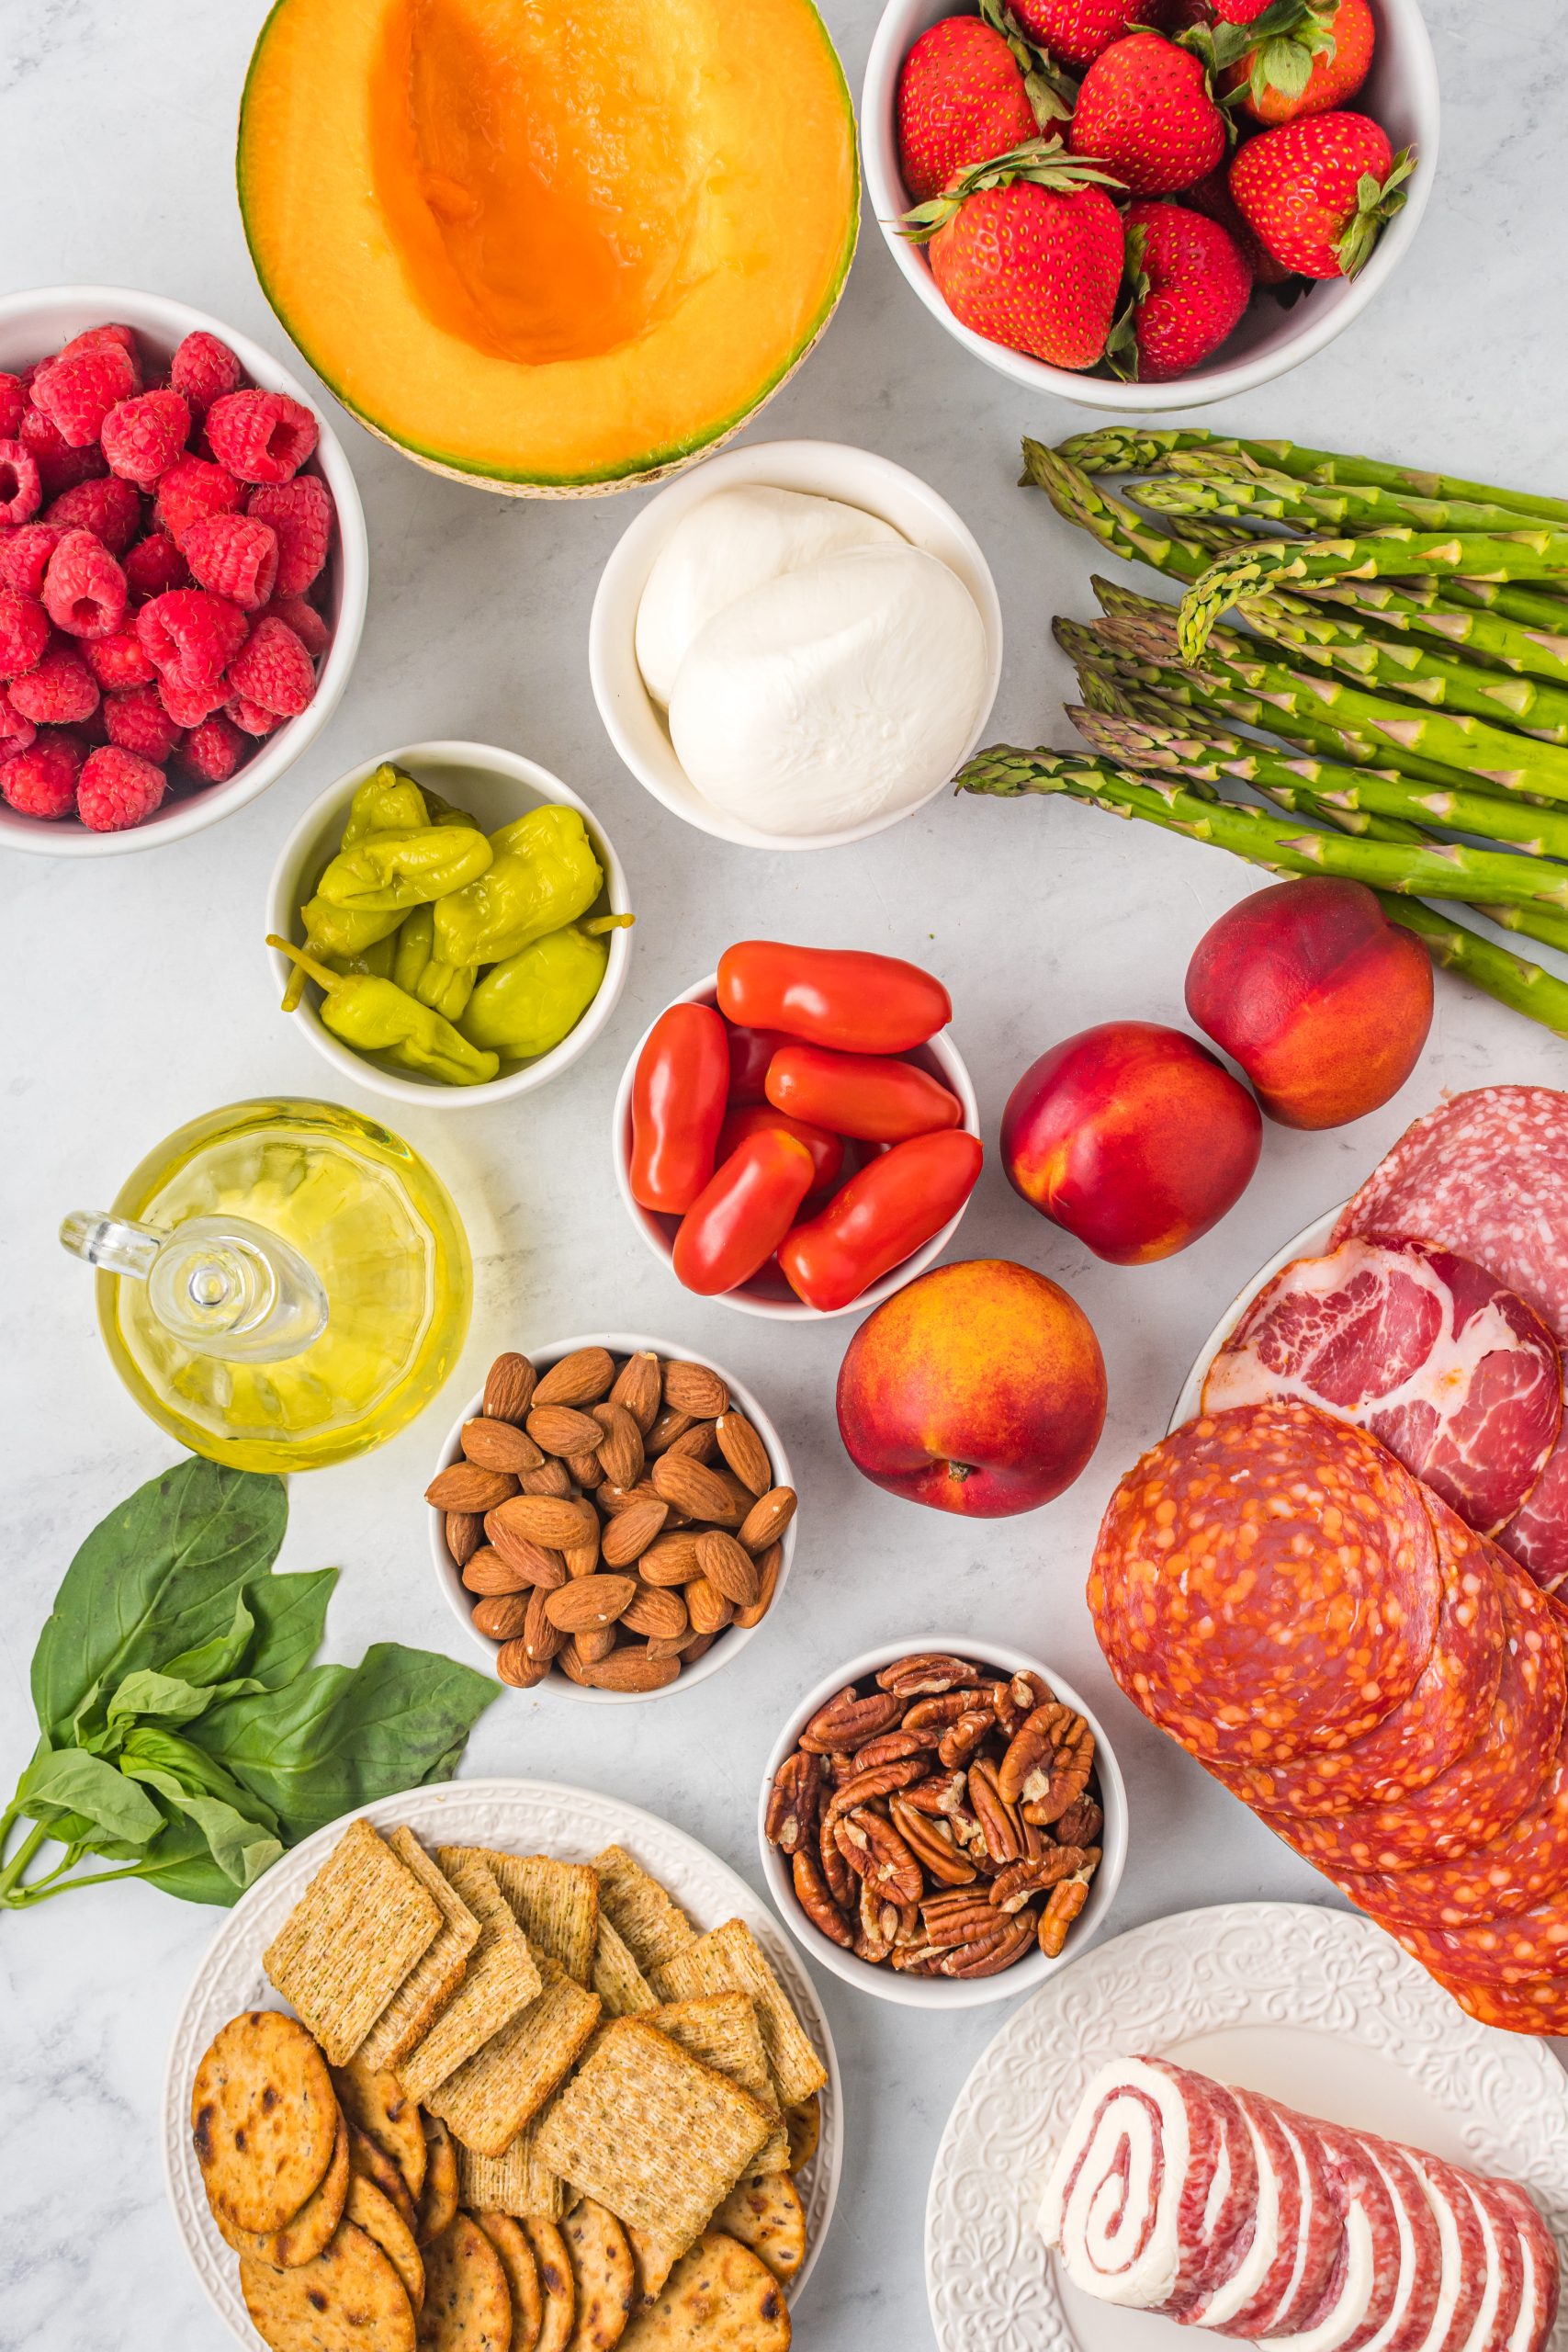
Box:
[758,1640,1126,2007]
[426,1334,799,1702]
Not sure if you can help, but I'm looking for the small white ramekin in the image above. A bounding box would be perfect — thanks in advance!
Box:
[759,1637,1127,2008]
[0,284,367,856]
[265,741,633,1109]
[588,437,1003,852]
[430,1332,798,1703]
[612,971,981,1320]
[861,0,1440,413]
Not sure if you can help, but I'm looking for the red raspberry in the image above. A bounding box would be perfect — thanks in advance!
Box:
[170,332,244,421]
[181,710,246,783]
[105,683,183,763]
[43,528,128,639]
[207,390,318,486]
[0,687,36,760]
[9,642,99,724]
[0,440,41,526]
[183,513,278,612]
[0,374,26,437]
[100,390,191,487]
[0,731,79,818]
[0,590,50,679]
[20,402,107,496]
[31,343,138,449]
[122,531,189,601]
[0,522,62,595]
[154,455,244,549]
[246,476,333,596]
[136,588,248,689]
[158,669,231,728]
[227,693,281,738]
[77,743,165,832]
[44,474,141,556]
[85,627,156,690]
[226,616,314,718]
[56,324,142,384]
[259,595,330,661]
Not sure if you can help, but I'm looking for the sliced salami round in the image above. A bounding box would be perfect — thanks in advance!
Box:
[1202,1238,1562,1540]
[1337,1716,1568,1929]
[1264,1558,1566,1875]
[1392,1885,1568,1989]
[1346,2137,1443,2352]
[1433,1966,1568,2037]
[1209,1501,1504,1818]
[1486,2180,1560,2352]
[1404,2157,1489,2352]
[1090,1401,1443,1767]
[1502,1428,1568,1598]
[1232,2097,1346,2340]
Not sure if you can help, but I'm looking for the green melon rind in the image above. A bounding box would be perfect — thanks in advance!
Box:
[236,0,860,496]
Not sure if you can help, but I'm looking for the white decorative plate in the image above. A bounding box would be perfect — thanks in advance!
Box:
[1168,1207,1341,1431]
[926,1900,1568,2352]
[164,1778,841,2346]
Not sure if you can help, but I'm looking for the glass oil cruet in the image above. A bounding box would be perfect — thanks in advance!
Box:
[59,1098,472,1473]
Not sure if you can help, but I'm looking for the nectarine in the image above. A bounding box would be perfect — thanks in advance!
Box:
[1002,1021,1261,1265]
[836,1258,1106,1517]
[1186,878,1434,1129]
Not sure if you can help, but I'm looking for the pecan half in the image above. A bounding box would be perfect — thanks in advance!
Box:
[798,1686,904,1756]
[1018,1719,1097,1826]
[764,1752,821,1856]
[989,1848,1098,1912]
[834,1809,924,1906]
[1039,1874,1092,1957]
[997,1702,1074,1804]
[823,1756,928,1832]
[903,1691,984,1737]
[898,1771,969,1818]
[918,1895,998,1951]
[854,1883,900,1964]
[852,1727,939,1773]
[792,1849,852,1949]
[933,1915,1038,1978]
[889,1796,976,1888]
[968,1755,1025,1866]
[1053,1796,1105,1849]
[819,1812,854,1908]
[937,1706,995,1771]
[875,1653,985,1699]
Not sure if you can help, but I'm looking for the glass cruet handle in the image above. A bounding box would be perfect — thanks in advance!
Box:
[59,1210,329,1363]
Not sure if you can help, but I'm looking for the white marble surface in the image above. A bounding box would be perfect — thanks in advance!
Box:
[2,5,1565,2346]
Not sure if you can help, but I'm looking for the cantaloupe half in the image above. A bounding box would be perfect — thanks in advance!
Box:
[238,0,859,494]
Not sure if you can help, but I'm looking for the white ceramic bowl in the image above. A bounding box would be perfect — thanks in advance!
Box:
[589,437,1004,851]
[861,0,1440,412]
[0,284,367,855]
[612,971,981,1320]
[430,1332,798,1703]
[759,1636,1128,2007]
[266,741,634,1108]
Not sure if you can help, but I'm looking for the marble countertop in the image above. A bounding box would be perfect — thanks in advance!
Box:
[2,3,1563,2345]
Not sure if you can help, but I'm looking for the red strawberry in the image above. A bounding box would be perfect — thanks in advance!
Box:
[897,18,1041,202]
[904,143,1127,368]
[1007,0,1173,72]
[1229,109,1413,278]
[1183,163,1295,284]
[1068,32,1227,196]
[1119,198,1252,378]
[1213,0,1271,17]
[1221,0,1373,123]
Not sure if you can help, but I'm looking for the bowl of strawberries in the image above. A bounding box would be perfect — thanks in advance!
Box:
[0,286,367,854]
[863,0,1438,407]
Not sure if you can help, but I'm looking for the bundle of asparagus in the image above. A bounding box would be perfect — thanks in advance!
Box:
[956,434,1568,1037]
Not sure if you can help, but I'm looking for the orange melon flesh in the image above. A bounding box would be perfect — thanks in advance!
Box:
[238,0,858,488]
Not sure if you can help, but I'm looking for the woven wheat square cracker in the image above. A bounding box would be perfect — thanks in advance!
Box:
[592,1846,696,1979]
[649,1919,827,2107]
[398,1852,543,2104]
[532,2017,771,2252]
[456,2120,567,2222]
[592,1917,658,2019]
[263,1818,442,2068]
[357,1829,481,2071]
[645,1996,788,2174]
[482,1853,600,1984]
[425,1957,602,2157]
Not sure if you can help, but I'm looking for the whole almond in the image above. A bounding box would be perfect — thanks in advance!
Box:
[463,1546,530,1597]
[556,1643,592,1686]
[601,1498,670,1569]
[651,1453,741,1524]
[686,1577,735,1637]
[592,1402,645,1491]
[497,1636,547,1689]
[534,1346,615,1408]
[664,1422,719,1467]
[646,1630,691,1663]
[735,1541,783,1629]
[610,1352,662,1433]
[715,1411,772,1497]
[527,1404,605,1458]
[568,1449,605,1490]
[519,1459,574,1499]
[570,1624,617,1668]
[639,1532,705,1587]
[525,1586,567,1664]
[564,1533,603,1578]
[545,1574,637,1633]
[695,1530,760,1610]
[426,1462,518,1514]
[581,1648,682,1693]
[663,1361,729,1419]
[623,1584,689,1641]
[460,1417,545,1475]
[739,1486,797,1553]
[646,1406,694,1455]
[598,1478,663,1517]
[484,1510,568,1589]
[446,1510,483,1568]
[679,1632,717,1665]
[472,1592,530,1641]
[491,1494,601,1551]
[483,1351,537,1425]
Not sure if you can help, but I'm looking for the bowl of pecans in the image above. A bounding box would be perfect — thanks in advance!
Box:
[427,1334,798,1702]
[759,1640,1126,2007]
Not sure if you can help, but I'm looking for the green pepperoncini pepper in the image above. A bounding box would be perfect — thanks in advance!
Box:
[267,937,500,1087]
[460,915,632,1060]
[391,905,478,1022]
[316,823,493,915]
[434,805,604,969]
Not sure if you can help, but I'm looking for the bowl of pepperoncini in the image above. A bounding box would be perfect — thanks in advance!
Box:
[265,741,635,1105]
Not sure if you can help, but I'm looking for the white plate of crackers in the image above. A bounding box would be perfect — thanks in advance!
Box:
[165,1777,842,2352]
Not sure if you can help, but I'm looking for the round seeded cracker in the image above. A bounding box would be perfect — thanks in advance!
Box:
[474,2211,544,2352]
[563,2198,636,2350]
[416,2211,513,2350]
[418,2116,460,2246]
[349,2121,420,2234]
[193,2011,338,2234]
[332,2057,427,2203]
[347,2172,426,2312]
[784,2098,818,2177]
[525,2218,577,2352]
[616,2233,790,2351]
[241,2218,416,2352]
[711,2175,806,2284]
[213,2115,350,2268]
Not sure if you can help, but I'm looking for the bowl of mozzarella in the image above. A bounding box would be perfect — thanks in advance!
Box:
[588,438,1004,851]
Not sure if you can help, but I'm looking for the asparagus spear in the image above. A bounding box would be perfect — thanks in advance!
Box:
[1020,440,1246,583]
[1297,579,1568,685]
[1379,898,1568,1035]
[1180,535,1568,662]
[1136,465,1546,545]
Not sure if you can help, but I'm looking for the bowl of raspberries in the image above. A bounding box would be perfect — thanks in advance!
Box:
[0,287,367,851]
[862,0,1439,406]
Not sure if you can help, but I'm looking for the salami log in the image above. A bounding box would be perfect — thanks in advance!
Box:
[1271,2124,1402,2352]
[1210,1500,1504,1818]
[1487,2182,1560,2352]
[1090,1401,1443,1766]
[1405,2158,1488,2352]
[1202,1239,1562,1540]
[1336,1717,1568,1929]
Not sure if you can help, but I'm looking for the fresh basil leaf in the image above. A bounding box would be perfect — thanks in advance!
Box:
[106,1667,264,1728]
[118,1761,282,1888]
[159,1591,256,1689]
[196,1642,497,1838]
[126,1822,249,1907]
[119,1725,281,1833]
[32,1458,287,1742]
[17,1747,164,1846]
[242,1567,339,1692]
